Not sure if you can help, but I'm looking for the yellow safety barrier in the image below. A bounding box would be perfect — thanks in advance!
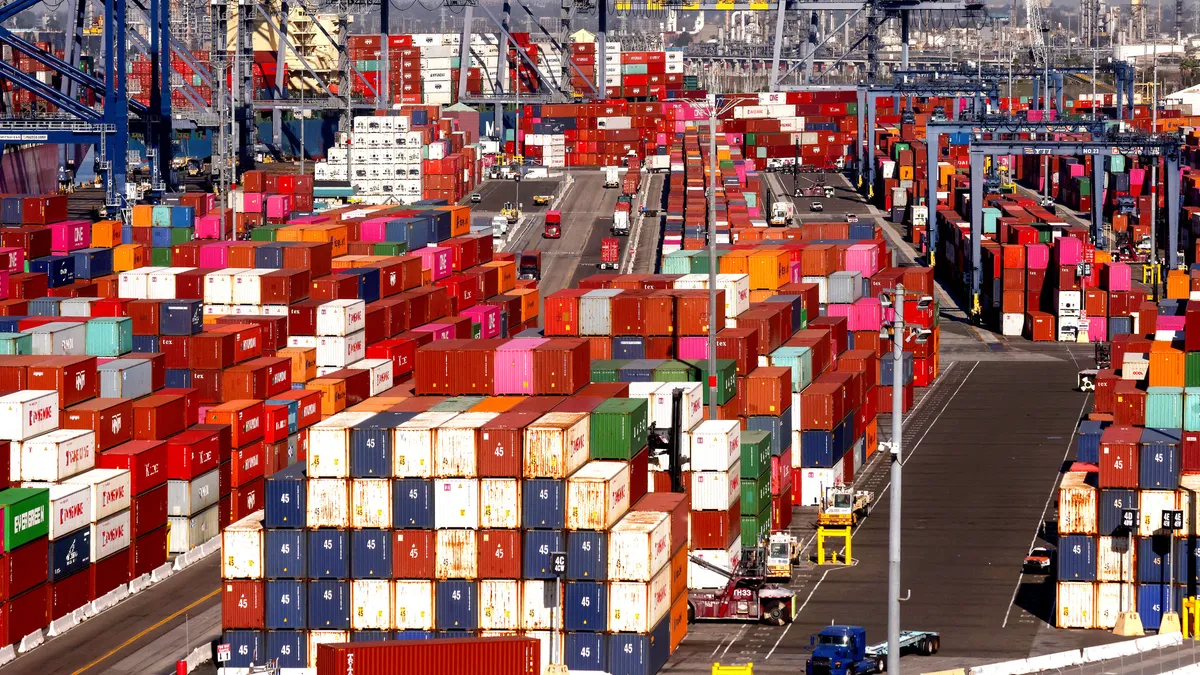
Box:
[817,525,853,565]
[1182,597,1200,638]
[713,664,753,675]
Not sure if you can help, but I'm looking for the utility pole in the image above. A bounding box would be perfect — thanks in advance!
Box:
[707,94,719,420]
[1150,43,1160,299]
[887,285,905,675]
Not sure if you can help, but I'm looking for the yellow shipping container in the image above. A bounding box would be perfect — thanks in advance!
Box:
[1149,341,1185,387]
[748,249,790,290]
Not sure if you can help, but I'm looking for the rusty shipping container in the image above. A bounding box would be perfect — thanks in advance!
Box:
[315,637,539,675]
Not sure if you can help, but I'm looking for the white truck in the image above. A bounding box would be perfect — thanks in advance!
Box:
[491,215,509,240]
[612,210,630,236]
[603,166,620,188]
[645,154,670,174]
[770,200,795,226]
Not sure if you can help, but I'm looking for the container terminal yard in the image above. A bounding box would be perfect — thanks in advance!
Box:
[0,0,1196,671]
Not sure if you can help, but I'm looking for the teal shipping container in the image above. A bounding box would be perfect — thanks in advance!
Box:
[1145,387,1184,428]
[0,333,32,355]
[622,64,648,75]
[151,205,172,227]
[1185,387,1200,432]
[982,208,1000,235]
[661,251,695,275]
[769,346,814,392]
[86,317,134,357]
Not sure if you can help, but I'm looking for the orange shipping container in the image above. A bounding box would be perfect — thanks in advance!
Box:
[747,250,790,291]
[92,220,122,248]
[307,378,348,415]
[1149,342,1185,387]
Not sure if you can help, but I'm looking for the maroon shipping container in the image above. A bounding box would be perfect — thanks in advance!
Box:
[576,382,630,398]
[1093,370,1119,414]
[219,494,232,529]
[230,477,264,522]
[189,332,237,370]
[322,368,372,406]
[478,412,539,477]
[1099,425,1141,488]
[1184,431,1200,473]
[98,440,168,495]
[629,447,649,507]
[63,398,134,451]
[690,501,741,549]
[743,367,791,416]
[477,529,521,579]
[1,537,49,600]
[166,428,222,480]
[132,394,188,440]
[631,492,689,556]
[532,339,590,396]
[716,326,761,376]
[231,440,265,487]
[261,269,311,305]
[2,583,49,645]
[158,388,201,427]
[159,335,190,369]
[222,579,264,629]
[799,381,845,430]
[27,356,97,409]
[1113,380,1146,426]
[190,370,223,405]
[316,637,539,675]
[788,329,833,376]
[129,299,161,336]
[392,530,434,579]
[127,483,168,539]
[129,525,168,578]
[49,568,90,621]
[808,316,848,355]
[287,299,321,336]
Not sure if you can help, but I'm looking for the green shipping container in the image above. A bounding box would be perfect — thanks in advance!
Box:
[845,102,858,115]
[740,507,771,547]
[662,251,695,275]
[685,358,737,405]
[373,242,408,256]
[1111,155,1127,173]
[0,332,32,355]
[741,430,772,478]
[769,346,813,391]
[590,360,628,383]
[1185,352,1200,387]
[1185,388,1200,432]
[170,228,194,245]
[1146,387,1184,428]
[689,251,723,275]
[1077,178,1092,196]
[0,487,50,551]
[429,396,485,413]
[591,398,650,460]
[86,317,134,357]
[653,360,698,383]
[250,226,279,242]
[740,474,772,515]
[151,247,172,266]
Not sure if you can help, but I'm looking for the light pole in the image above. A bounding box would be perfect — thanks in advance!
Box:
[887,284,905,675]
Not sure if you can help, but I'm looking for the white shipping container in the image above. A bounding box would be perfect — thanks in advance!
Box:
[21,428,95,481]
[1055,581,1095,628]
[1096,536,1134,582]
[689,420,740,471]
[521,580,559,630]
[608,511,672,581]
[434,478,480,529]
[796,464,844,507]
[801,276,829,304]
[351,579,393,630]
[167,504,219,553]
[307,632,350,668]
[309,412,374,479]
[316,332,367,368]
[651,382,703,432]
[0,391,59,442]
[317,299,367,337]
[28,323,87,356]
[221,511,264,579]
[203,269,247,304]
[480,478,520,529]
[434,529,477,579]
[567,461,631,530]
[716,274,751,318]
[91,508,131,560]
[1094,583,1136,629]
[232,269,273,305]
[1140,490,1178,537]
[393,580,435,630]
[63,468,131,521]
[524,412,590,479]
[1057,472,1097,535]
[351,478,392,529]
[628,382,664,426]
[689,538,742,589]
[357,358,395,396]
[20,481,90,540]
[434,413,498,477]
[394,412,457,478]
[479,580,521,630]
[690,461,741,510]
[608,565,671,632]
[307,478,350,528]
[147,268,187,300]
[117,267,165,299]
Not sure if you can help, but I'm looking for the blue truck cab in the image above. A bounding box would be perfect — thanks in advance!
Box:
[806,625,878,675]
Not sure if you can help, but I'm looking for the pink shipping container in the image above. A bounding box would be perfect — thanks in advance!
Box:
[243,193,264,213]
[196,215,224,239]
[845,244,880,278]
[1056,236,1083,266]
[360,218,390,242]
[1105,262,1132,292]
[1088,316,1107,342]
[1159,316,1186,332]
[460,305,501,339]
[288,215,328,225]
[0,270,11,299]
[1026,243,1050,269]
[413,323,454,340]
[418,247,452,280]
[677,336,708,360]
[199,242,231,267]
[790,261,804,284]
[494,338,547,395]
[51,220,91,252]
[265,195,293,219]
[849,298,883,331]
[0,247,24,274]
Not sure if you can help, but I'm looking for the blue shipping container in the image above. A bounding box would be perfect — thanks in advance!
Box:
[165,369,192,388]
[1137,536,1173,583]
[256,245,283,269]
[71,248,113,279]
[880,352,914,386]
[31,255,75,287]
[564,581,607,631]
[351,413,411,477]
[435,580,478,630]
[523,478,565,529]
[265,463,307,528]
[1140,428,1181,489]
[1057,534,1097,581]
[265,529,306,579]
[567,531,607,580]
[748,408,792,457]
[132,335,159,353]
[307,529,349,579]
[50,526,91,580]
[266,630,307,668]
[393,478,434,528]
[341,268,381,304]
[523,529,565,579]
[1176,538,1200,587]
[612,337,646,360]
[609,615,671,675]
[28,298,61,317]
[801,430,837,468]
[351,630,393,642]
[308,580,350,629]
[160,300,203,336]
[565,632,609,672]
[351,529,391,578]
[395,630,435,640]
[1077,420,1107,464]
[222,630,265,668]
[764,294,806,334]
[151,227,172,248]
[265,580,307,629]
[1097,489,1138,535]
[1137,583,1182,630]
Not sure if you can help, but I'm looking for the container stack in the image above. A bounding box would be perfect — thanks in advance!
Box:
[687,419,742,590]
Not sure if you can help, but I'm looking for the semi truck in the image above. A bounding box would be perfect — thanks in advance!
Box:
[770,200,795,226]
[805,626,941,675]
[603,166,620,188]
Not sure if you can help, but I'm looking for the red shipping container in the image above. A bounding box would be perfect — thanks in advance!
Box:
[690,502,741,549]
[97,440,168,495]
[190,332,237,369]
[231,440,265,487]
[1184,431,1200,473]
[743,367,791,416]
[367,338,416,378]
[1098,425,1140,488]
[315,638,540,675]
[27,356,97,409]
[266,389,322,431]
[771,488,793,530]
[544,289,586,336]
[222,579,264,629]
[128,482,168,539]
[477,529,521,579]
[166,428,222,480]
[477,412,537,477]
[211,324,264,364]
[3,583,49,645]
[129,525,168,578]
[230,477,264,521]
[3,537,49,600]
[63,398,134,451]
[1113,380,1146,426]
[392,530,435,579]
[207,400,266,448]
[799,381,844,430]
[132,394,188,440]
[49,568,90,621]
[531,339,590,395]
